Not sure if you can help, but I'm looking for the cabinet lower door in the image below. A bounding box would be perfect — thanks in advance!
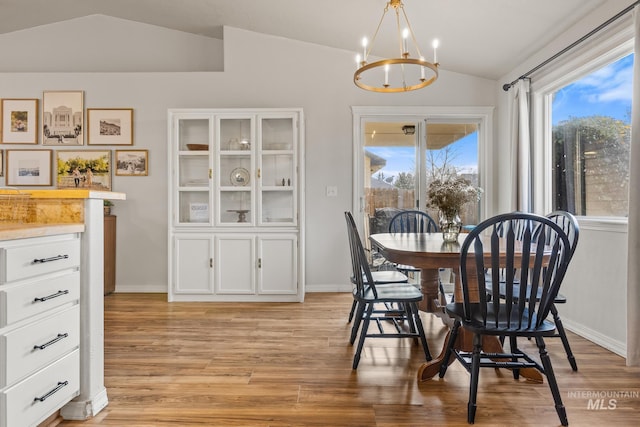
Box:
[215,235,255,294]
[257,235,297,294]
[173,236,213,294]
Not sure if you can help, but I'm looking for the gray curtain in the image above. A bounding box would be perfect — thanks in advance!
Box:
[510,79,532,212]
[626,6,640,366]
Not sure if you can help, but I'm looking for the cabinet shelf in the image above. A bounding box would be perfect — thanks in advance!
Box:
[220,150,251,156]
[178,186,209,191]
[262,186,294,191]
[178,151,209,156]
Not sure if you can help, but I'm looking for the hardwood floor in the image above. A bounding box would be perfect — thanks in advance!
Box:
[57,293,640,426]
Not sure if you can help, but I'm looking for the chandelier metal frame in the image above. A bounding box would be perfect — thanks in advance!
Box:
[354,0,439,93]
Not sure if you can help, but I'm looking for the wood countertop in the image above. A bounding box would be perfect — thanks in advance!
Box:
[0,189,126,200]
[0,223,85,241]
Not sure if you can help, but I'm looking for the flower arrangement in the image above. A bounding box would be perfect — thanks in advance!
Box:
[426,176,482,218]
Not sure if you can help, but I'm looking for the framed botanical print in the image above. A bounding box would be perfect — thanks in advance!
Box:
[115,149,148,176]
[56,150,111,190]
[42,91,84,145]
[1,99,39,144]
[88,108,134,145]
[5,149,52,186]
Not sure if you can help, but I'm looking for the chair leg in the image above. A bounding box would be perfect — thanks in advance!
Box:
[509,336,520,380]
[348,299,357,323]
[536,336,568,426]
[468,333,482,424]
[551,304,578,371]
[438,320,461,378]
[353,303,373,369]
[350,300,366,345]
[409,302,432,361]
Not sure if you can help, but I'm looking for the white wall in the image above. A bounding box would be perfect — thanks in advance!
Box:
[0,16,496,294]
[0,15,223,72]
[496,0,635,356]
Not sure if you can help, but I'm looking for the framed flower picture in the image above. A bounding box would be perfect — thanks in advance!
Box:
[1,99,39,144]
[115,149,148,176]
[88,108,134,145]
[5,149,52,186]
[56,150,111,190]
[42,91,84,145]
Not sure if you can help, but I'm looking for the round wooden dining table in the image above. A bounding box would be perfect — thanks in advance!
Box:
[369,232,544,383]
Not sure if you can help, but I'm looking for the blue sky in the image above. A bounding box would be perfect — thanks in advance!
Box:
[367,132,478,178]
[552,53,633,124]
[368,53,633,181]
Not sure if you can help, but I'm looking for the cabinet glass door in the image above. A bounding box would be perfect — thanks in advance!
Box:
[176,118,212,224]
[259,117,296,225]
[218,117,254,225]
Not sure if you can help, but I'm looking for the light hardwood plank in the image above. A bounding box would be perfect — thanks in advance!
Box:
[53,293,640,426]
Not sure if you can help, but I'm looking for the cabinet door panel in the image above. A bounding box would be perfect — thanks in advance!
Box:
[258,236,297,294]
[173,237,213,294]
[216,236,254,294]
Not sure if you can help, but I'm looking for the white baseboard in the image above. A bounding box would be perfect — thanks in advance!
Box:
[305,283,352,293]
[113,284,353,294]
[61,387,109,420]
[114,284,167,293]
[562,318,626,358]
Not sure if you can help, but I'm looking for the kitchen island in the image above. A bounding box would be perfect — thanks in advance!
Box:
[0,189,125,423]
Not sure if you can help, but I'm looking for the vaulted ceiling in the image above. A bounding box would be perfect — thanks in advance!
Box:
[0,0,617,80]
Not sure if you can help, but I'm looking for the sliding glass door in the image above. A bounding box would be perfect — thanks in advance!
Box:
[363,120,420,235]
[359,117,481,237]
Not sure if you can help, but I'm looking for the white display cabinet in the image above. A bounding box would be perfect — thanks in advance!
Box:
[168,109,304,302]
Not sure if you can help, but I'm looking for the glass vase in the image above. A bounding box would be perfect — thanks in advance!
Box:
[439,211,462,242]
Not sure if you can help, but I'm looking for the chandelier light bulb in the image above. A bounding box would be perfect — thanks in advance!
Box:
[402,28,409,55]
[384,64,390,86]
[432,39,440,63]
[362,37,368,60]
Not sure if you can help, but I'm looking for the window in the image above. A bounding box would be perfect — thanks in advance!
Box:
[352,106,492,236]
[549,53,633,217]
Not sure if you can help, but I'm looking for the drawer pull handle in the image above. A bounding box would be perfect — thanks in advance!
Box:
[33,333,69,350]
[33,254,69,264]
[34,381,69,402]
[34,289,70,303]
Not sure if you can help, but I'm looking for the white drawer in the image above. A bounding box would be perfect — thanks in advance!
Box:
[1,237,80,283]
[0,271,80,328]
[0,305,79,388]
[1,350,79,427]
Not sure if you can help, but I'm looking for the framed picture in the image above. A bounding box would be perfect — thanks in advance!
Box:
[56,150,111,190]
[115,149,148,176]
[0,150,3,177]
[1,99,39,144]
[42,91,84,145]
[88,108,134,145]
[5,149,52,186]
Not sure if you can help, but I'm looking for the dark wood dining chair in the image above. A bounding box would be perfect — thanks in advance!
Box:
[346,211,409,323]
[438,212,573,426]
[345,211,432,369]
[388,209,438,233]
[387,210,450,301]
[489,210,580,371]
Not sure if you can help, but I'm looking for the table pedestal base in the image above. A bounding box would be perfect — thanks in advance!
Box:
[417,324,544,383]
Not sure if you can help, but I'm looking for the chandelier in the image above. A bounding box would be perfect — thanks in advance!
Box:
[354,0,439,93]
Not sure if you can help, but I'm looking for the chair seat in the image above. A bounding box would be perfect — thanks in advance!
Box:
[395,263,420,272]
[445,302,557,337]
[371,270,409,283]
[358,283,423,303]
